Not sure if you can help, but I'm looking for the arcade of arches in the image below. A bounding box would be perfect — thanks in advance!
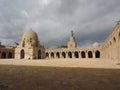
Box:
[0,48,14,59]
[46,49,101,59]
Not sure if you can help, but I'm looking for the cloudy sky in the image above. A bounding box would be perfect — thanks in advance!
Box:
[0,0,120,48]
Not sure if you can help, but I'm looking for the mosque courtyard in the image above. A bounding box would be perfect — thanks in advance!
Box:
[0,59,120,90]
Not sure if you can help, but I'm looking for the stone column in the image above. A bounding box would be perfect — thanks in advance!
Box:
[86,51,88,59]
[79,52,81,59]
[48,53,50,59]
[60,52,62,59]
[66,52,68,58]
[72,52,75,58]
[93,51,95,59]
[54,52,56,59]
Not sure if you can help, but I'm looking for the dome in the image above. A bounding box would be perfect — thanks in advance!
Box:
[21,29,39,47]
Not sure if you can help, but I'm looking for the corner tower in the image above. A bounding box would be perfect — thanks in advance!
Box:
[68,31,77,48]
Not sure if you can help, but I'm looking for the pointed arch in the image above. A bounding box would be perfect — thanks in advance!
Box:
[113,37,116,43]
[20,49,25,59]
[75,51,79,58]
[88,51,93,58]
[95,50,100,58]
[46,52,49,58]
[81,51,86,58]
[56,52,60,58]
[68,52,72,58]
[62,52,66,58]
[1,52,6,59]
[8,52,12,58]
[51,52,54,58]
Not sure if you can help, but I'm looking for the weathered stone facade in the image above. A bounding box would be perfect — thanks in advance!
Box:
[102,20,120,60]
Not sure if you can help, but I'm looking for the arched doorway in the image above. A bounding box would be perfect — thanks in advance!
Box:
[81,51,86,58]
[8,52,12,58]
[51,52,54,58]
[88,51,93,58]
[95,50,100,58]
[1,52,6,59]
[56,52,60,58]
[75,51,79,58]
[46,53,49,58]
[62,52,66,58]
[38,50,41,59]
[68,52,72,58]
[20,49,25,59]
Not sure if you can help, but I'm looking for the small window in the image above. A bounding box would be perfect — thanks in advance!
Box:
[30,38,32,43]
[113,37,116,42]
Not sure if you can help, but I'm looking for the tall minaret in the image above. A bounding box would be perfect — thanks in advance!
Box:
[67,31,77,48]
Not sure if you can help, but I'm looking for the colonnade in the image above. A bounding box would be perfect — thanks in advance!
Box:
[46,50,100,59]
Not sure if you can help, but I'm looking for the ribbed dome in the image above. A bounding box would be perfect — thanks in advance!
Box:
[21,29,39,47]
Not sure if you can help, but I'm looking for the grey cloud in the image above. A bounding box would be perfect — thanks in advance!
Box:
[0,0,120,48]
[57,0,80,15]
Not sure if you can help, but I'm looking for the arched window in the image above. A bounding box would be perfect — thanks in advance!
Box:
[68,52,72,58]
[113,37,116,42]
[56,52,60,58]
[1,52,6,59]
[8,52,12,58]
[20,49,25,59]
[38,50,41,59]
[62,52,66,58]
[95,50,100,58]
[88,51,93,58]
[75,51,79,58]
[51,52,54,58]
[81,51,86,58]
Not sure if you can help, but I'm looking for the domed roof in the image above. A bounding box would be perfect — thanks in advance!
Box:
[23,29,38,39]
[21,29,39,47]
